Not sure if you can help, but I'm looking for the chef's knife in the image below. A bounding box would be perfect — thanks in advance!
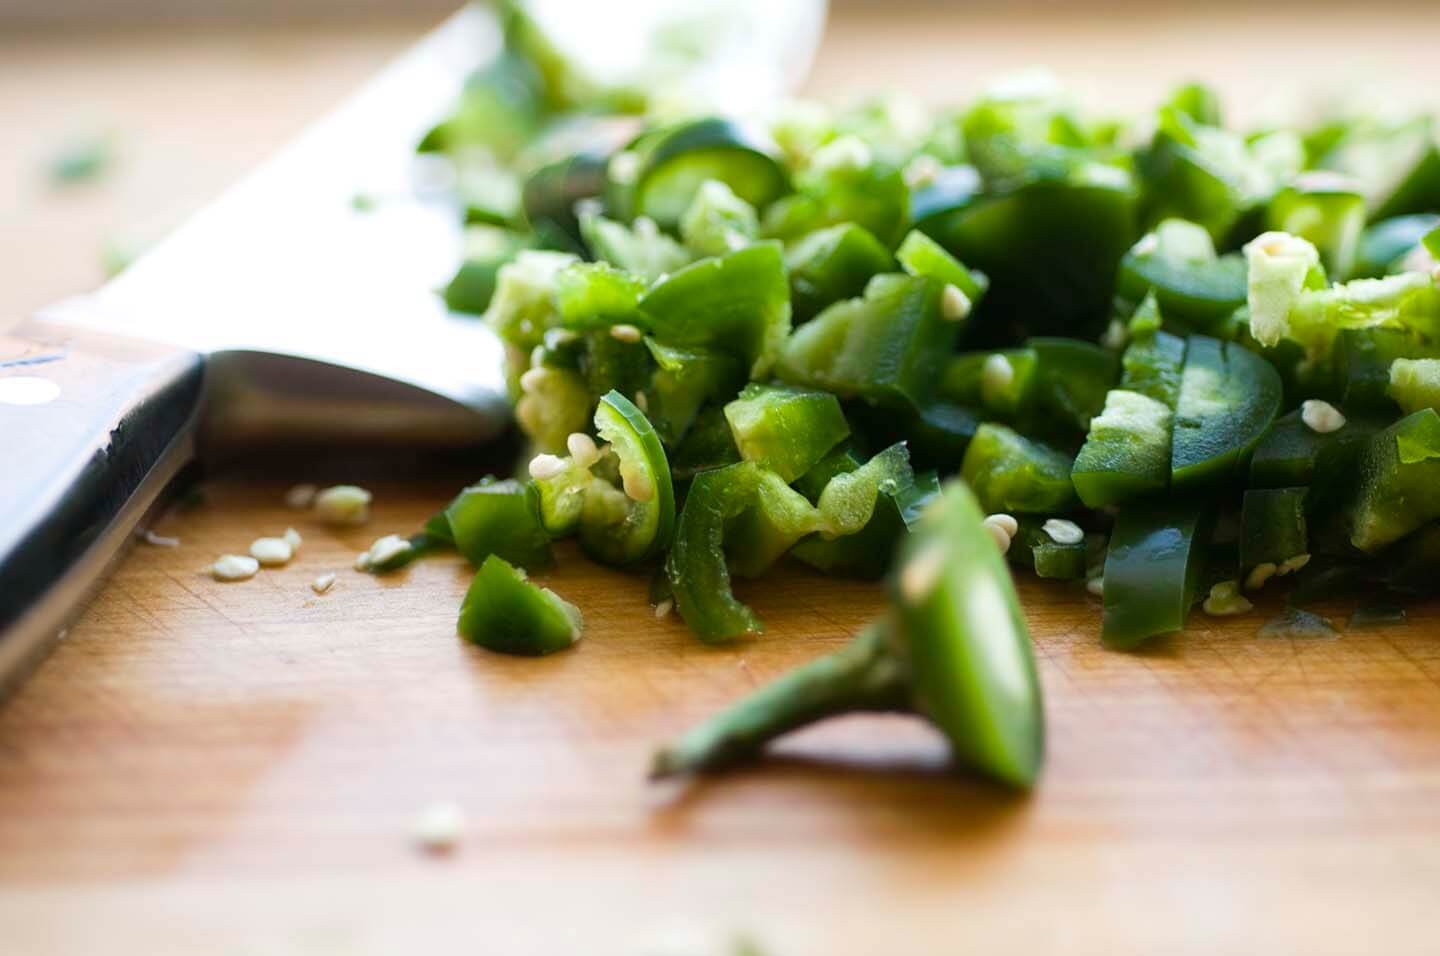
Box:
[0,3,826,695]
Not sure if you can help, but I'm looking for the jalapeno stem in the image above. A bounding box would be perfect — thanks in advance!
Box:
[650,623,909,779]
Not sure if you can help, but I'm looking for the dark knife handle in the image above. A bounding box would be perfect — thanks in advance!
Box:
[0,320,204,694]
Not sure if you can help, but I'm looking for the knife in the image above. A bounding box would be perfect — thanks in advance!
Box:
[0,3,828,695]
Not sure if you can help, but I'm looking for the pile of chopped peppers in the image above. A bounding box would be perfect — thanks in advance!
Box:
[389,4,1440,788]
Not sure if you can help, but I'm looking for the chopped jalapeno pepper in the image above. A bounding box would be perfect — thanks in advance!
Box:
[638,241,792,378]
[1115,219,1247,332]
[776,273,954,409]
[458,555,582,656]
[654,481,1044,788]
[1348,408,1440,552]
[1071,329,1186,507]
[1102,501,1210,649]
[1171,335,1282,491]
[1007,517,1089,581]
[723,383,850,483]
[579,390,676,566]
[445,478,553,570]
[784,222,896,324]
[960,423,1076,515]
[1240,487,1308,574]
[631,118,789,229]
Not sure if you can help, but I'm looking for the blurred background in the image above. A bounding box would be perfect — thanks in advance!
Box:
[4,0,1439,324]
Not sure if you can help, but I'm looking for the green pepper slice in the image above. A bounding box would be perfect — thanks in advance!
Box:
[553,262,647,331]
[653,480,1044,788]
[640,340,744,448]
[1007,517,1088,581]
[1266,173,1366,279]
[923,171,1138,341]
[1240,488,1309,575]
[891,480,1045,787]
[792,470,941,579]
[638,241,792,378]
[445,478,552,570]
[1170,335,1282,491]
[1102,501,1209,649]
[784,223,895,324]
[776,273,954,409]
[960,423,1076,515]
[1115,219,1247,332]
[1348,408,1440,552]
[458,555,582,656]
[579,390,675,566]
[1333,327,1440,414]
[632,118,790,229]
[895,229,989,303]
[1071,330,1186,508]
[665,462,765,643]
[723,383,850,483]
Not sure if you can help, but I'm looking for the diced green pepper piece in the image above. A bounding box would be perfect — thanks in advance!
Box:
[665,462,765,642]
[443,226,530,315]
[784,223,895,324]
[1115,219,1247,332]
[579,209,690,281]
[445,478,552,570]
[578,330,649,402]
[776,273,954,409]
[960,423,1076,515]
[1071,389,1174,507]
[1102,501,1209,649]
[1349,408,1440,552]
[553,262,647,331]
[1240,488,1308,574]
[792,470,941,579]
[1140,107,1301,243]
[669,404,741,480]
[763,153,910,248]
[726,469,821,578]
[633,118,789,229]
[515,365,591,453]
[1249,408,1369,488]
[579,391,675,566]
[1353,214,1440,279]
[639,241,792,378]
[457,555,581,656]
[1007,517,1088,580]
[640,340,744,447]
[895,229,988,303]
[679,179,758,258]
[1333,327,1438,413]
[1266,172,1366,279]
[485,250,577,351]
[938,348,1038,418]
[723,383,850,483]
[1171,336,1282,491]
[1389,357,1440,414]
[921,172,1138,340]
[1026,337,1119,432]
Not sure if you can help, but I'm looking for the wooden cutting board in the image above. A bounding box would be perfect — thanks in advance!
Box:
[7,6,1440,954]
[3,476,1440,954]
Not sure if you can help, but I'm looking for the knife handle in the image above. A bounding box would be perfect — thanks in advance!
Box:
[0,319,204,694]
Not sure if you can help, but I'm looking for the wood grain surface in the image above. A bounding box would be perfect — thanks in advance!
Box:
[7,6,1440,954]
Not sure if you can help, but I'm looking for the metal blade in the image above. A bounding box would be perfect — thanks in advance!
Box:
[42,8,508,429]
